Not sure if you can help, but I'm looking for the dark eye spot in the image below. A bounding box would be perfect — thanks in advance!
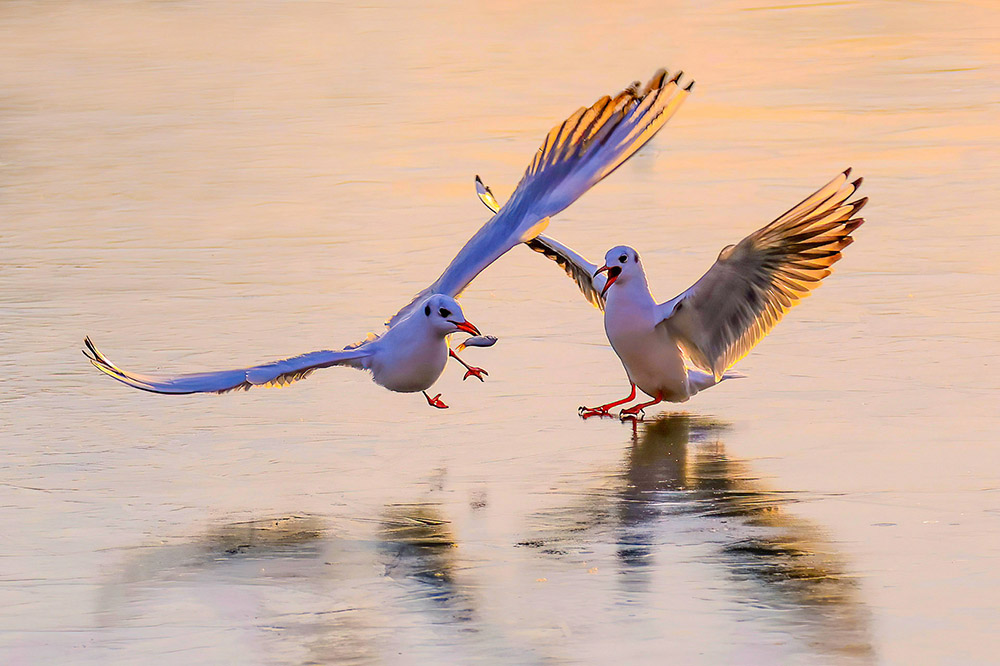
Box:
[619,254,628,263]
[424,305,431,316]
[439,308,451,318]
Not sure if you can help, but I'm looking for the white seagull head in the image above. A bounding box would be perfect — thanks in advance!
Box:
[596,245,643,298]
[421,294,480,338]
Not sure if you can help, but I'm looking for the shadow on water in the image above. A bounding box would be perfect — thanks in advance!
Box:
[520,414,876,663]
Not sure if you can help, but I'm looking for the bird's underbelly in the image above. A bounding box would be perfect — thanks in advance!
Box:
[607,324,688,402]
[371,344,447,393]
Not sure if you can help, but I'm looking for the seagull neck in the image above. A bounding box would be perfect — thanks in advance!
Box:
[611,270,654,305]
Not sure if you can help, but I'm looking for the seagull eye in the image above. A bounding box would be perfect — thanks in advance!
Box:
[619,254,628,263]
[424,305,431,316]
[439,308,451,318]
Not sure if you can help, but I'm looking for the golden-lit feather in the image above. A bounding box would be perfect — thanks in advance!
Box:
[476,175,605,310]
[661,169,867,380]
[83,336,371,395]
[388,69,691,328]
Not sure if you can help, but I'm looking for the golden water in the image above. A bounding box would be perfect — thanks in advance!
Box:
[2,1,998,663]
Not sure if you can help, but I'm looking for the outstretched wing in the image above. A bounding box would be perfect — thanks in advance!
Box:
[658,169,867,380]
[387,68,692,326]
[476,176,606,310]
[83,336,374,395]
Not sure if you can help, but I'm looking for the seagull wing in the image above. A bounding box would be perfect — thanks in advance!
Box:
[476,175,606,310]
[387,68,691,326]
[83,336,374,395]
[658,169,867,380]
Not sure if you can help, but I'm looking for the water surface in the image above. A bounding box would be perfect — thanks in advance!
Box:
[2,1,999,663]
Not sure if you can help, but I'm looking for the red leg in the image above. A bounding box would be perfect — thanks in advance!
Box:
[423,391,448,409]
[449,349,488,382]
[579,384,637,419]
[619,392,663,421]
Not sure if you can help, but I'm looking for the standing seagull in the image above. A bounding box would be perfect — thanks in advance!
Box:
[475,169,867,418]
[85,69,694,409]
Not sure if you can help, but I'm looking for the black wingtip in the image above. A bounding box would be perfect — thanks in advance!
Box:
[82,336,111,368]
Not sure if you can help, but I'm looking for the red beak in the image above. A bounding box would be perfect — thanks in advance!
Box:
[451,320,481,336]
[596,265,619,299]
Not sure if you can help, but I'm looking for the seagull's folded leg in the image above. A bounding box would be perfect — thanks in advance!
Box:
[449,349,488,382]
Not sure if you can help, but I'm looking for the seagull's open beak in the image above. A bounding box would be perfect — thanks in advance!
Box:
[450,320,481,336]
[596,265,620,299]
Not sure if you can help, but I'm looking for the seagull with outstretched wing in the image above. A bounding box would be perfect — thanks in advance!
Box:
[85,68,693,410]
[475,169,867,418]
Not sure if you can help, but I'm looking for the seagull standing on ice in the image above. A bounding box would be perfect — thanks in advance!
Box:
[85,68,694,409]
[475,169,867,418]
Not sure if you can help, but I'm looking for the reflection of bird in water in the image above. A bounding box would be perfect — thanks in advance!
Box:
[521,414,876,663]
[96,515,385,664]
[95,508,499,663]
[378,503,474,624]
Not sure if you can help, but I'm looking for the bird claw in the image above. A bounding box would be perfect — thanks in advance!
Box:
[619,408,645,421]
[578,406,613,419]
[425,393,449,409]
[462,366,488,382]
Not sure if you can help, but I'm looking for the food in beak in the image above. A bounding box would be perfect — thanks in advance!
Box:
[456,334,498,352]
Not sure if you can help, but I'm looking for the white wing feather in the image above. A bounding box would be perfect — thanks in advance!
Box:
[387,69,692,326]
[83,336,373,394]
[659,169,867,379]
[476,175,606,310]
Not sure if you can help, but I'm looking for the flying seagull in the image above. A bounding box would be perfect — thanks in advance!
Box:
[475,168,866,418]
[85,68,694,409]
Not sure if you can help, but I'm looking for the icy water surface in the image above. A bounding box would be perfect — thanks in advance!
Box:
[2,1,999,664]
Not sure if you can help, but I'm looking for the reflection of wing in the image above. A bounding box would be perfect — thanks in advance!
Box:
[83,336,373,394]
[476,176,606,310]
[659,170,866,379]
[388,69,691,326]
